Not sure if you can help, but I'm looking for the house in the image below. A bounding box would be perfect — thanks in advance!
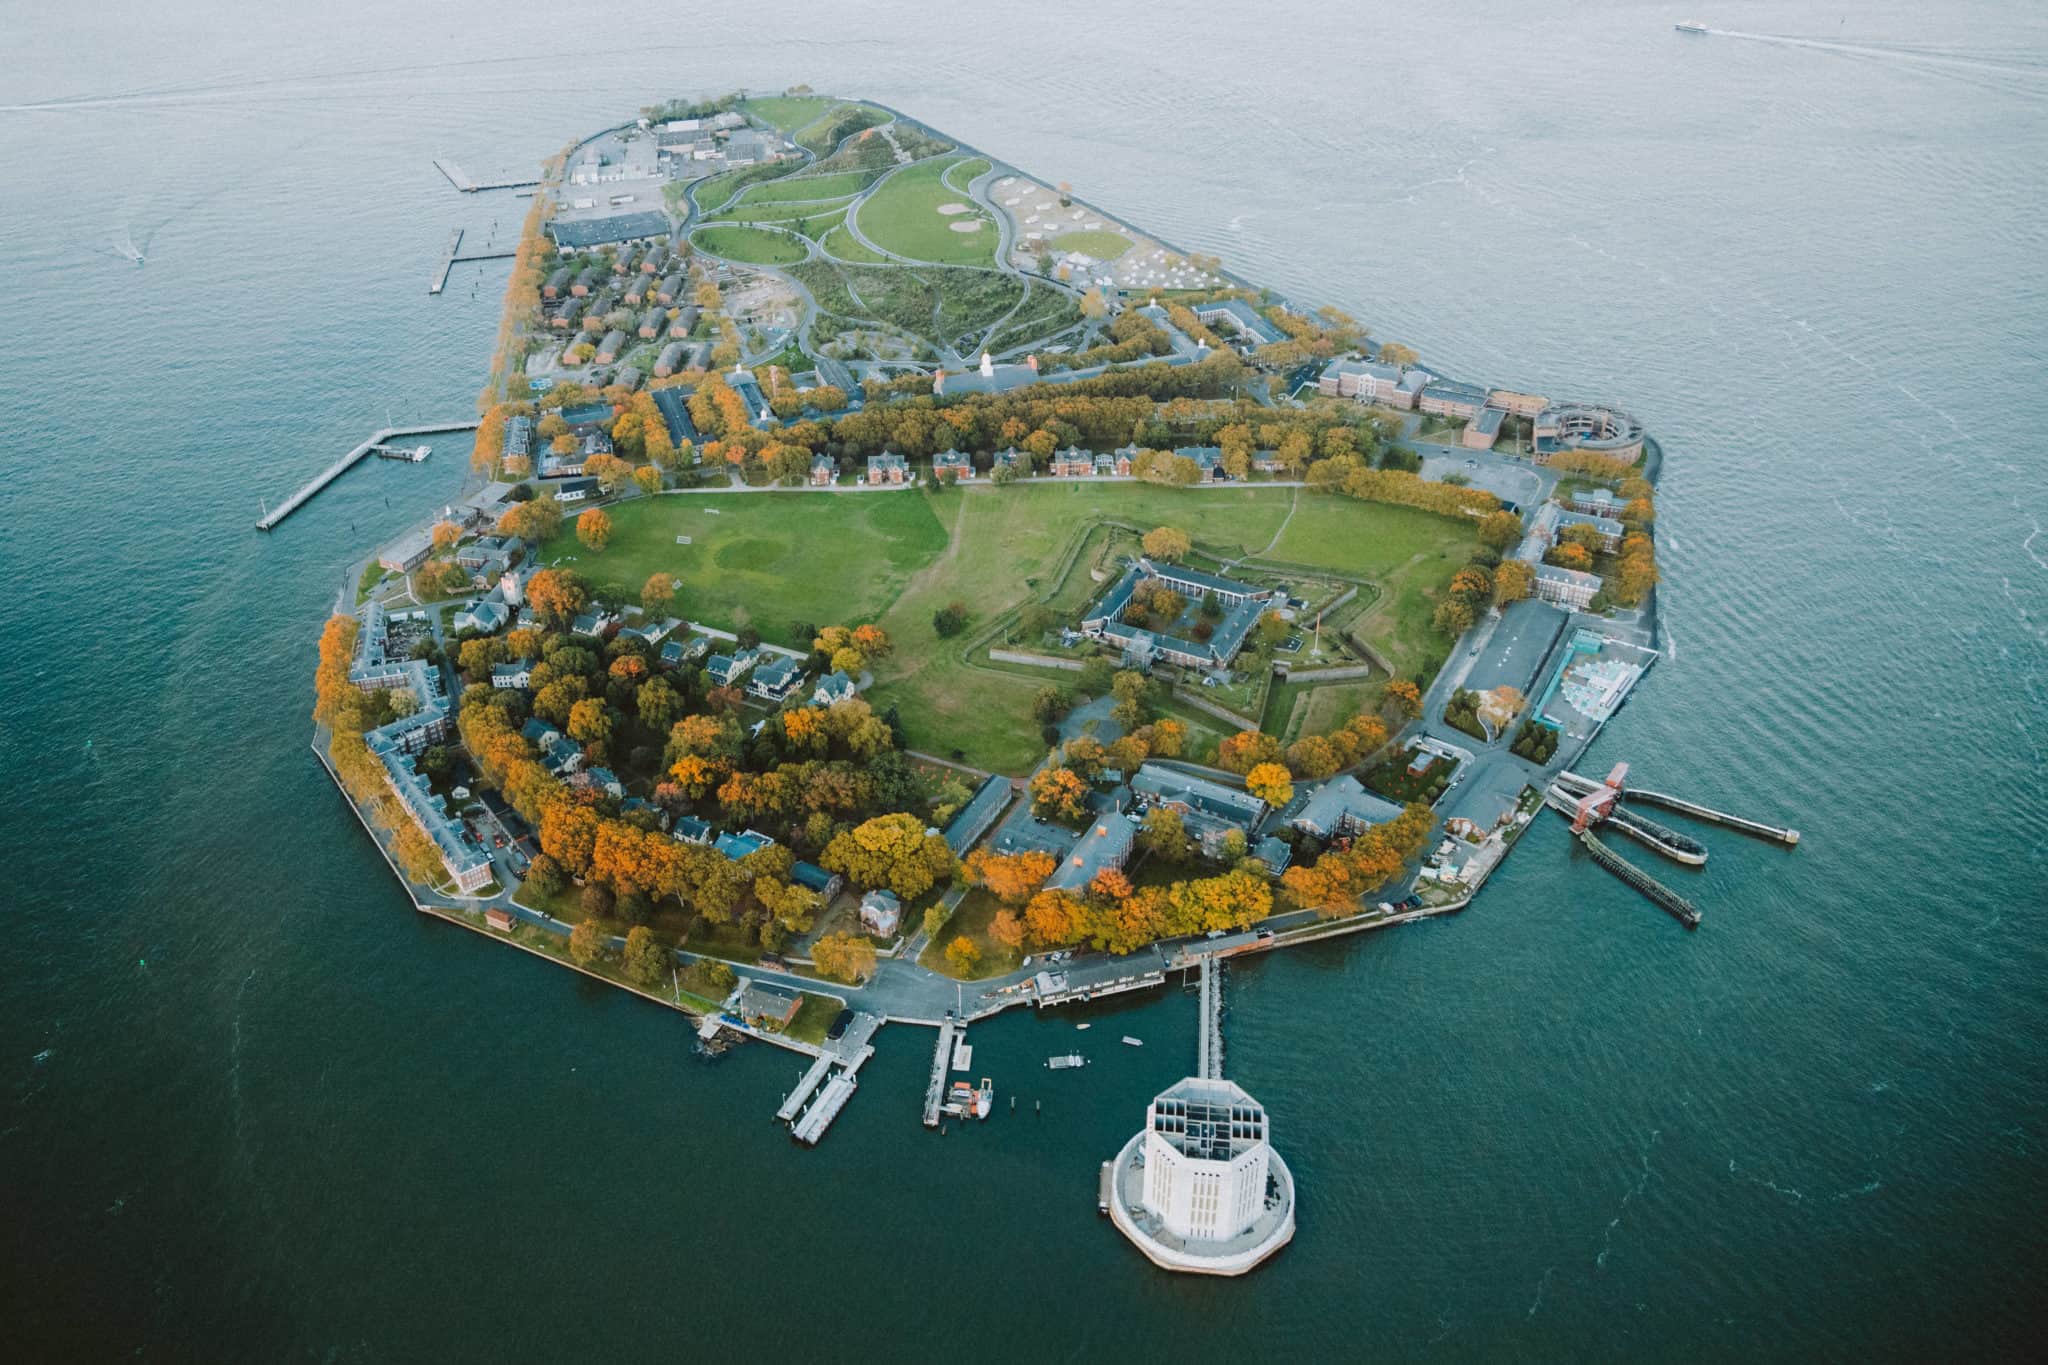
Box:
[932,449,973,482]
[543,267,573,300]
[549,477,599,504]
[568,766,624,799]
[933,350,1040,397]
[942,774,1013,856]
[485,907,515,932]
[594,329,628,365]
[570,609,618,637]
[502,416,535,462]
[657,273,685,305]
[1555,510,1625,554]
[734,982,803,1030]
[570,268,599,298]
[706,648,760,687]
[810,453,838,486]
[662,636,711,668]
[490,662,532,690]
[812,670,858,707]
[620,617,683,647]
[669,305,701,337]
[453,600,510,634]
[653,342,687,378]
[1533,563,1602,609]
[792,860,843,901]
[713,828,774,862]
[859,889,903,937]
[1093,450,1123,478]
[521,717,566,752]
[1320,358,1427,409]
[1172,446,1226,481]
[1129,763,1266,857]
[1291,776,1404,841]
[1049,445,1094,477]
[866,452,909,484]
[673,815,713,845]
[746,654,806,702]
[456,534,521,574]
[1253,835,1293,878]
[991,447,1024,474]
[1045,816,1138,894]
[1564,488,1622,519]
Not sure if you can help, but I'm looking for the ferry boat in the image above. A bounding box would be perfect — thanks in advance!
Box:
[946,1079,975,1117]
[975,1078,993,1119]
[1675,21,1708,34]
[1047,1054,1087,1070]
[1121,1036,1144,1047]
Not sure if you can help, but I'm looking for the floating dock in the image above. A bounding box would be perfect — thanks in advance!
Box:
[792,1072,857,1145]
[433,158,541,194]
[776,1053,835,1123]
[1625,786,1801,846]
[1577,827,1701,929]
[922,1015,958,1128]
[255,420,480,531]
[1098,1161,1113,1215]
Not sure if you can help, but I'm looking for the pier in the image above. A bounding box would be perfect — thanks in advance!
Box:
[1196,958,1224,1080]
[922,1014,959,1128]
[255,420,480,531]
[1625,786,1802,846]
[1550,773,1706,865]
[1577,826,1702,928]
[430,228,521,294]
[776,1053,836,1123]
[433,158,541,194]
[792,1071,858,1145]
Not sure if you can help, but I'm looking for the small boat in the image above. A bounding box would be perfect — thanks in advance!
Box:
[975,1078,993,1119]
[948,1079,975,1108]
[1074,1022,1091,1030]
[1048,1054,1088,1070]
[1675,21,1708,34]
[1121,1036,1143,1047]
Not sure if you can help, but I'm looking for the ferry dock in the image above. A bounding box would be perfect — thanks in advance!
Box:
[1577,826,1701,928]
[922,1013,960,1128]
[1550,771,1706,865]
[1623,786,1802,845]
[433,158,541,194]
[430,227,521,295]
[255,420,480,531]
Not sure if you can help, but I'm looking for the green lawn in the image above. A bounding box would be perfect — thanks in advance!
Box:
[734,170,878,205]
[919,888,1022,981]
[691,224,809,265]
[1046,229,1132,260]
[942,157,991,193]
[538,492,949,649]
[821,223,887,264]
[786,991,844,1044]
[856,155,997,265]
[740,95,838,133]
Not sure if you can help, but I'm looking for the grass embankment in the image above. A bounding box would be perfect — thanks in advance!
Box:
[1044,229,1132,260]
[691,223,809,265]
[739,94,837,133]
[735,170,877,205]
[857,155,996,265]
[538,491,948,649]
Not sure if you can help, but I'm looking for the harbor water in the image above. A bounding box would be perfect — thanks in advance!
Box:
[1,0,2043,1358]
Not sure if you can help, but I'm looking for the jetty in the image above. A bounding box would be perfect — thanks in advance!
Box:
[255,420,480,531]
[430,228,522,294]
[776,1053,836,1123]
[1577,826,1701,928]
[792,1070,858,1145]
[1196,957,1225,1080]
[1550,772,1706,865]
[922,1014,959,1128]
[433,158,541,194]
[1623,786,1801,846]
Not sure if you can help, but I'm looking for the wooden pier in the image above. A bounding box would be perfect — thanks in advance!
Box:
[1550,773,1706,865]
[430,226,521,294]
[776,1053,836,1123]
[433,158,541,194]
[255,419,480,531]
[1625,787,1802,846]
[1577,827,1702,929]
[922,1015,959,1128]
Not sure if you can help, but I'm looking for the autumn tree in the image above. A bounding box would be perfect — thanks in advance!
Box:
[1244,762,1294,808]
[813,931,878,984]
[1477,510,1524,551]
[821,813,955,899]
[569,917,608,966]
[567,697,612,747]
[525,567,587,626]
[1141,525,1192,562]
[641,572,676,612]
[945,936,981,973]
[1386,679,1423,719]
[1494,558,1534,606]
[576,507,613,552]
[431,521,463,553]
[1029,765,1089,822]
[965,848,1056,906]
[1217,728,1283,776]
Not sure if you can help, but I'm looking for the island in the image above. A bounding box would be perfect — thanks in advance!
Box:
[304,90,1788,1276]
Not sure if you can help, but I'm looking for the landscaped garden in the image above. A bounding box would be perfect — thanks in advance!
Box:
[856,154,998,265]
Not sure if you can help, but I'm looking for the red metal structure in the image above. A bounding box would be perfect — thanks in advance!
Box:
[1571,762,1629,832]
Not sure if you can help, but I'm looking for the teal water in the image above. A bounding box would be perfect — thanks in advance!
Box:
[3,1,2044,1359]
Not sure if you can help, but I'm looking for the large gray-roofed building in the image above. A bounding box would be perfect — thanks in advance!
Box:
[546,213,671,251]
[1046,815,1138,894]
[1291,776,1405,840]
[943,774,1014,855]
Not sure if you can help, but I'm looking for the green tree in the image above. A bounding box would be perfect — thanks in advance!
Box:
[622,925,668,988]
[569,917,608,966]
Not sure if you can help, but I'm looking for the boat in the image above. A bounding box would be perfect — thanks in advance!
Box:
[1047,1054,1088,1070]
[975,1078,993,1119]
[948,1079,975,1110]
[1121,1036,1143,1047]
[1675,21,1708,34]
[1074,1022,1091,1030]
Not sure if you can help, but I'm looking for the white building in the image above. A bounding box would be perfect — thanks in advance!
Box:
[1106,1076,1295,1276]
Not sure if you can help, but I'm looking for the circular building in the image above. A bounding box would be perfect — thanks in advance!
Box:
[1533,403,1645,464]
[1106,1076,1295,1276]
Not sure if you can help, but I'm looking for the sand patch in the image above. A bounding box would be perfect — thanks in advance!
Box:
[936,202,973,215]
[949,221,983,233]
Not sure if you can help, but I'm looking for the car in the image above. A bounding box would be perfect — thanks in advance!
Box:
[825,1008,854,1041]
[493,834,506,848]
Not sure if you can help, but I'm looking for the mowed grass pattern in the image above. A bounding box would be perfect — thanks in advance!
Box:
[540,493,948,647]
[857,155,996,264]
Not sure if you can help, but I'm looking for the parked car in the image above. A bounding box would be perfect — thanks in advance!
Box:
[826,1009,854,1041]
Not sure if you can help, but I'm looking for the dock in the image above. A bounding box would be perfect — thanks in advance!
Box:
[922,1014,959,1128]
[1196,957,1224,1080]
[430,224,522,294]
[1624,786,1802,846]
[1033,949,1170,1009]
[433,158,541,194]
[776,1053,836,1123]
[792,1071,858,1145]
[255,420,480,531]
[1098,1161,1113,1215]
[1578,827,1701,929]
[1550,773,1706,865]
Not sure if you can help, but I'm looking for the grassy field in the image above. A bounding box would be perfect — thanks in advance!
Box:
[856,155,997,265]
[942,157,991,193]
[739,95,838,132]
[786,992,843,1044]
[821,223,887,264]
[1047,228,1132,260]
[691,224,809,265]
[538,492,948,647]
[736,170,877,205]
